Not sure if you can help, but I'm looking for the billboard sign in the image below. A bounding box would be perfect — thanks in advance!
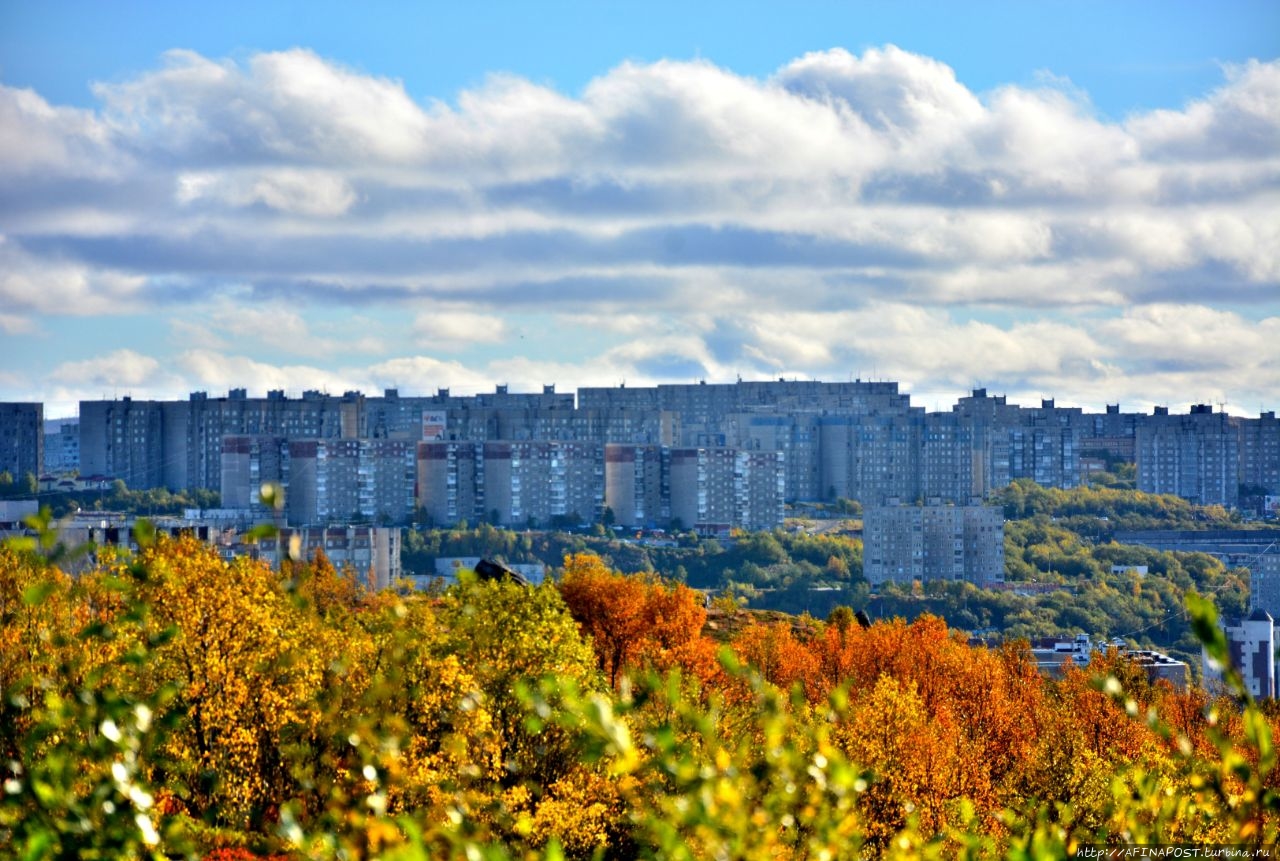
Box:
[422,410,447,441]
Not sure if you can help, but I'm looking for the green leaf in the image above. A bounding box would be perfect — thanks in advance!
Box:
[1245,707,1276,773]
[5,536,38,554]
[21,580,57,607]
[133,518,156,549]
[245,523,278,542]
[1185,591,1228,667]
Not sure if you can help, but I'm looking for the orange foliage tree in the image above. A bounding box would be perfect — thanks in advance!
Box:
[9,522,1277,857]
[730,619,824,701]
[557,552,711,688]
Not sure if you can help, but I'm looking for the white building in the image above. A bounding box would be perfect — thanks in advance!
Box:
[1208,610,1275,699]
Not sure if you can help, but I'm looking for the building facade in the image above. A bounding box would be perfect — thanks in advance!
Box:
[220,435,288,511]
[863,500,1005,588]
[42,418,79,476]
[480,440,603,528]
[417,441,484,527]
[252,526,403,590]
[63,382,1279,518]
[1137,405,1239,507]
[1209,610,1275,699]
[1237,411,1280,499]
[668,447,785,535]
[603,443,667,528]
[0,403,43,485]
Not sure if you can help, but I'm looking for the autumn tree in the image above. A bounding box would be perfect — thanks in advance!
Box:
[435,575,600,790]
[730,619,823,701]
[558,553,649,688]
[558,552,712,689]
[130,536,336,829]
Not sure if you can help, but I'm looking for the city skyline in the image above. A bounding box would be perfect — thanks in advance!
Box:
[2,2,1278,419]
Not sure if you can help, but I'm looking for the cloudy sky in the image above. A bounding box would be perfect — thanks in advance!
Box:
[2,1,1278,418]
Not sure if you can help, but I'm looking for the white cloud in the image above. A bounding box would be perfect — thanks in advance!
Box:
[365,356,494,393]
[0,237,148,315]
[27,297,1280,420]
[49,349,167,389]
[93,48,432,164]
[2,46,1278,414]
[0,312,36,335]
[1130,60,1280,160]
[165,302,388,359]
[776,45,982,149]
[1097,305,1280,371]
[412,309,512,346]
[0,85,118,178]
[175,349,366,395]
[176,168,358,216]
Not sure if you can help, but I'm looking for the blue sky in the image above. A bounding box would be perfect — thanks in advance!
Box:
[1,1,1278,417]
[4,1,1276,117]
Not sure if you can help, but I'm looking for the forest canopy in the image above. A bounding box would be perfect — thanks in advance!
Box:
[3,530,1280,858]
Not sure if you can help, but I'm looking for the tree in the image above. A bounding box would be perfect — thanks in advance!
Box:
[558,553,649,689]
[731,620,822,701]
[559,553,712,689]
[133,536,335,828]
[435,574,600,789]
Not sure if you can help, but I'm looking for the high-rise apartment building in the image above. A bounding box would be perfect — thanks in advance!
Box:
[79,397,164,488]
[1136,405,1239,507]
[287,439,361,526]
[285,438,417,527]
[358,439,417,525]
[1085,404,1137,463]
[863,500,1004,588]
[668,447,785,534]
[0,403,44,483]
[417,441,483,526]
[66,382,1276,520]
[1249,552,1280,622]
[920,412,976,502]
[1209,610,1275,699]
[604,444,667,528]
[220,435,287,511]
[1237,411,1280,496]
[480,440,603,527]
[818,413,923,506]
[43,419,79,475]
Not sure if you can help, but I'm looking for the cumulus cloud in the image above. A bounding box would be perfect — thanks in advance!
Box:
[1130,60,1280,161]
[50,349,168,389]
[175,349,367,395]
[176,168,358,216]
[412,308,512,347]
[0,84,118,177]
[0,236,148,315]
[776,45,982,155]
[164,301,386,359]
[3,45,1279,413]
[0,312,36,335]
[29,299,1280,419]
[92,49,432,165]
